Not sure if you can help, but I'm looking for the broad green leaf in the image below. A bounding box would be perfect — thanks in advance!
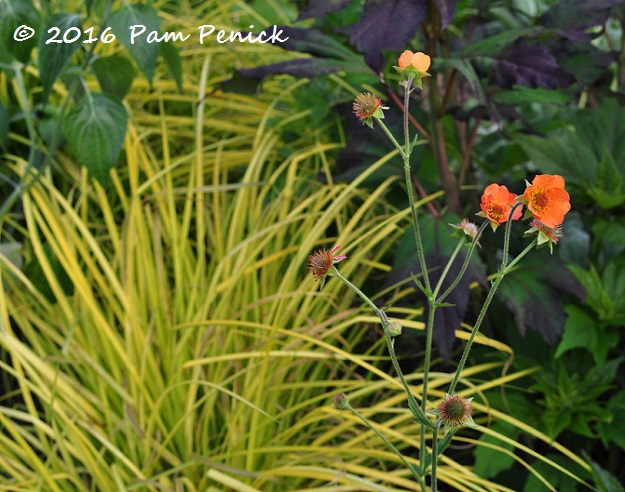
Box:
[492,85,571,105]
[523,453,587,492]
[543,408,572,440]
[38,13,82,100]
[91,54,136,99]
[555,305,601,364]
[159,43,183,93]
[0,0,40,63]
[64,92,128,183]
[515,99,625,201]
[474,421,519,478]
[585,451,625,492]
[592,218,625,269]
[587,154,625,210]
[108,3,160,84]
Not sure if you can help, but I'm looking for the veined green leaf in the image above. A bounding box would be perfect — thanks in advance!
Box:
[38,13,82,100]
[91,54,136,99]
[64,92,127,183]
[108,3,160,84]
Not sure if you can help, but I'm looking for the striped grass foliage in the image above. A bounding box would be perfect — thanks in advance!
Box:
[0,67,413,489]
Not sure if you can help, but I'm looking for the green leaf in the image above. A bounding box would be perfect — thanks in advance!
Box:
[64,92,128,184]
[555,305,604,365]
[523,453,587,492]
[492,85,571,105]
[108,3,161,84]
[91,54,136,99]
[584,452,625,492]
[543,408,572,439]
[588,153,625,209]
[159,43,183,93]
[0,0,40,63]
[515,99,625,198]
[474,421,520,478]
[38,13,82,100]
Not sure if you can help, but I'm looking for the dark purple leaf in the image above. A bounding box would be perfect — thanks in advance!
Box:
[496,252,585,344]
[434,0,460,29]
[492,39,575,89]
[297,0,353,20]
[240,58,347,79]
[538,0,622,41]
[350,0,427,71]
[547,38,617,86]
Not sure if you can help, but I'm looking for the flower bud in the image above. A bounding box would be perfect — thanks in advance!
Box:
[333,392,349,410]
[387,320,402,337]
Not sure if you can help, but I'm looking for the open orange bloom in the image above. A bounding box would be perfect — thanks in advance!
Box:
[480,184,522,226]
[398,50,431,72]
[522,174,571,228]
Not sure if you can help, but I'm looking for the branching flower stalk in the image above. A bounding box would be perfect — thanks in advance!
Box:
[334,393,427,491]
[311,49,571,492]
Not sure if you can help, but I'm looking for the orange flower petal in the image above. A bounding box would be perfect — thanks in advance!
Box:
[480,184,521,225]
[398,50,415,68]
[523,174,571,227]
[410,52,431,72]
[398,50,431,72]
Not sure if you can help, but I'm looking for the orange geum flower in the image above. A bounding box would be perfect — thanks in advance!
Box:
[478,183,522,230]
[521,174,571,228]
[398,50,431,72]
[395,50,431,88]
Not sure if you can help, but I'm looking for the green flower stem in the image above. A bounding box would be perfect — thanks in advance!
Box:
[419,223,487,475]
[376,118,406,158]
[378,82,431,296]
[345,402,426,491]
[448,210,536,395]
[332,269,433,428]
[437,221,488,303]
[419,301,436,474]
[431,420,443,492]
[378,118,427,289]
[433,238,465,298]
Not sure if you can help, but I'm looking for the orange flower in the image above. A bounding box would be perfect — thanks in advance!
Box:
[398,50,431,72]
[479,184,522,227]
[522,174,571,228]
